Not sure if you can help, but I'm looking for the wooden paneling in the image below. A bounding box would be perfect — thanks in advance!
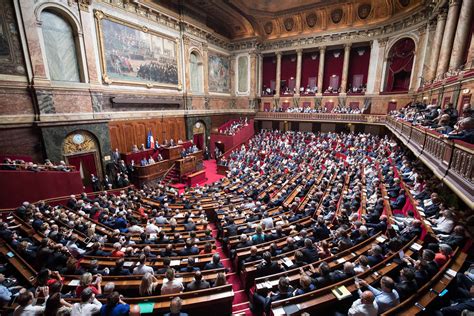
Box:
[108,117,186,153]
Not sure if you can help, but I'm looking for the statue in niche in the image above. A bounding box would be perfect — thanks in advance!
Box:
[306,13,317,28]
[264,21,273,35]
[358,4,371,19]
[331,8,343,24]
[284,17,294,32]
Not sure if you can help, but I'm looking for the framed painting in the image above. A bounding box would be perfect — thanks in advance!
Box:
[95,10,181,89]
[208,53,230,93]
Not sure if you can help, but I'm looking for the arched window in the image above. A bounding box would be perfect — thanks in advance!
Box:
[384,38,415,92]
[41,10,80,82]
[190,51,203,93]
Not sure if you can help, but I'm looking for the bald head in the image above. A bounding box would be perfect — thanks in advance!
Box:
[360,290,375,304]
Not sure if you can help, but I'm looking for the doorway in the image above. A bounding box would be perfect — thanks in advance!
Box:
[62,131,102,192]
[193,121,206,150]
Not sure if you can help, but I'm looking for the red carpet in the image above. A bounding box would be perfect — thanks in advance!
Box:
[170,160,225,193]
[208,223,253,315]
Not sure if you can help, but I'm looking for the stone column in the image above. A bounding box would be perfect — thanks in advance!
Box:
[427,11,447,81]
[249,50,258,98]
[373,38,388,93]
[317,46,326,94]
[295,49,303,96]
[202,43,209,94]
[229,54,236,96]
[436,0,461,77]
[449,0,473,70]
[258,54,263,97]
[275,52,282,96]
[411,25,428,91]
[340,44,351,93]
[18,0,49,84]
[182,35,192,93]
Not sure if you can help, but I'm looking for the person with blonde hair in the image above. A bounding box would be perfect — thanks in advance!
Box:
[213,272,227,287]
[75,272,102,298]
[139,272,159,296]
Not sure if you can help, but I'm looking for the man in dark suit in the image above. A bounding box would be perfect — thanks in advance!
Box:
[203,253,224,270]
[186,271,210,291]
[252,277,293,315]
[255,251,284,278]
[301,239,319,263]
[313,217,331,241]
[395,267,418,301]
[367,244,384,266]
[390,189,406,210]
[164,297,188,316]
[366,215,388,236]
[179,241,199,256]
[180,257,200,273]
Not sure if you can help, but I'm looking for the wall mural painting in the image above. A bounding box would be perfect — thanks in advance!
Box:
[208,53,230,93]
[0,0,25,75]
[237,55,249,93]
[95,11,181,89]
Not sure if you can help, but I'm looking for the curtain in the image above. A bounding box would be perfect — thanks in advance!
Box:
[385,38,415,92]
[348,46,371,88]
[301,52,319,88]
[67,153,97,191]
[262,57,276,92]
[329,75,340,89]
[263,102,271,111]
[387,102,397,113]
[352,75,364,89]
[193,133,204,150]
[325,102,334,111]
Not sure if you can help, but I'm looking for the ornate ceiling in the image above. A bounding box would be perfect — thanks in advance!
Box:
[149,0,426,40]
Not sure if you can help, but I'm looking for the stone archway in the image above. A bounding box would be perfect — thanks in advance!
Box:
[62,131,102,191]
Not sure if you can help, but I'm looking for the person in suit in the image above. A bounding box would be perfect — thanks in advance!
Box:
[390,189,406,210]
[367,244,384,266]
[301,238,319,263]
[179,257,199,273]
[186,271,210,291]
[395,267,418,301]
[252,277,293,315]
[203,254,224,270]
[164,297,188,316]
[178,241,199,256]
[255,251,284,278]
[242,246,262,265]
[366,215,388,236]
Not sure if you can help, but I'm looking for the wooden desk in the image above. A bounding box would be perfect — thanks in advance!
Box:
[120,149,154,164]
[162,146,182,160]
[131,160,173,186]
[185,170,206,186]
[176,156,197,178]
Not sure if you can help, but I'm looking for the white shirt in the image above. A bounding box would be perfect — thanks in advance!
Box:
[71,299,102,316]
[133,264,154,275]
[13,303,46,316]
[348,299,378,316]
[145,223,160,234]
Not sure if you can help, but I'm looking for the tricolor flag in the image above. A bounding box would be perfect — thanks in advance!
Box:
[146,130,154,149]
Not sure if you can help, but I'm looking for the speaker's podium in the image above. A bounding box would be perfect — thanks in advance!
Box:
[162,146,182,160]
[176,156,197,178]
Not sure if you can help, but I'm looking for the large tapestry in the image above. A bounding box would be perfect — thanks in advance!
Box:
[0,0,25,76]
[208,53,229,93]
[95,11,180,88]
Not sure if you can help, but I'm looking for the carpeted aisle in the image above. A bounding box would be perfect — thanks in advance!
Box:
[208,223,253,315]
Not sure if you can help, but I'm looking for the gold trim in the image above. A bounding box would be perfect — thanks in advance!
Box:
[94,10,182,90]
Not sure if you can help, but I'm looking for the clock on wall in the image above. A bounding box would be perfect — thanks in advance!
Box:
[72,133,85,145]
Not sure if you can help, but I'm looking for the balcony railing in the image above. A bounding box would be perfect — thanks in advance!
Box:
[255,112,387,124]
[386,117,473,208]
